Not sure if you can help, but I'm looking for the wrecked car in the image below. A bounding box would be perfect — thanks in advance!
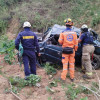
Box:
[37,24,100,69]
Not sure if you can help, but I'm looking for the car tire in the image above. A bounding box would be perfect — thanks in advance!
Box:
[91,54,100,69]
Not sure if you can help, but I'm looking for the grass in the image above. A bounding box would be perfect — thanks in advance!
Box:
[44,63,57,75]
[0,35,15,64]
[62,83,90,100]
[80,97,88,100]
[48,97,52,100]
[64,82,100,100]
[0,0,100,35]
[9,74,41,94]
[0,0,23,35]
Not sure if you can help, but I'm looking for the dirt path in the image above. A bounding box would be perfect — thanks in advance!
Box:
[0,54,100,100]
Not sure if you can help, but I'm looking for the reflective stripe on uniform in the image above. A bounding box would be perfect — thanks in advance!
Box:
[86,72,92,76]
[69,68,74,70]
[59,38,63,41]
[23,36,34,39]
[82,53,88,56]
[64,32,76,35]
[69,63,74,65]
[63,69,67,70]
[63,63,68,65]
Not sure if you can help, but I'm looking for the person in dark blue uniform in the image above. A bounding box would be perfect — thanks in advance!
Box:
[78,24,95,79]
[15,21,40,79]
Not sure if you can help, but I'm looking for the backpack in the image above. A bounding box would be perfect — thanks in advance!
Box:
[84,32,94,44]
[81,32,94,46]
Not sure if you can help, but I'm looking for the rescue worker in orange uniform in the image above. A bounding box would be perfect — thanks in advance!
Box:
[58,18,78,82]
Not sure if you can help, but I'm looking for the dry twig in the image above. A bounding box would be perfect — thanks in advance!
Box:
[78,84,100,100]
[9,82,22,100]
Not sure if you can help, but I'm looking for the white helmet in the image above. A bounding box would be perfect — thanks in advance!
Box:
[81,24,88,29]
[23,21,31,28]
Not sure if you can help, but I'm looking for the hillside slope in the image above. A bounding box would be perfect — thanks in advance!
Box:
[0,54,100,100]
[0,0,100,36]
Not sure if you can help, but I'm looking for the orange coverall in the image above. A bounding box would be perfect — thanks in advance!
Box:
[58,29,78,80]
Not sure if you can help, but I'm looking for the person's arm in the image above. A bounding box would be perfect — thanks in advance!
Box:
[15,33,21,50]
[58,33,64,45]
[78,38,82,43]
[78,33,84,43]
[74,33,78,51]
[34,34,40,56]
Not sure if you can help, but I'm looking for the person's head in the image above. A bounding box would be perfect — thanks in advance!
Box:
[64,18,73,28]
[81,24,88,32]
[23,21,31,28]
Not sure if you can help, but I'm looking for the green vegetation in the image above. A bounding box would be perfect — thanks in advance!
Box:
[46,86,55,94]
[48,97,52,100]
[44,63,57,75]
[0,20,8,35]
[0,0,100,35]
[0,35,15,64]
[65,83,90,100]
[0,0,23,35]
[9,74,41,93]
[80,97,88,100]
[49,80,58,87]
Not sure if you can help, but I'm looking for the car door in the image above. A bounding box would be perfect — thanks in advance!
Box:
[44,44,62,65]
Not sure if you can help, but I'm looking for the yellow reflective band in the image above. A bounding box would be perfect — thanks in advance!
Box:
[82,66,85,70]
[63,69,67,70]
[86,72,92,76]
[23,36,34,39]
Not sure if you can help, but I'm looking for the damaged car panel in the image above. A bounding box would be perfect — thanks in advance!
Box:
[37,24,100,69]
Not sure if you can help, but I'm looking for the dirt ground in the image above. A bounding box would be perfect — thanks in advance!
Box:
[0,54,100,100]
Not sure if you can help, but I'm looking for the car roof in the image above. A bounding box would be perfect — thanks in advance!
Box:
[50,24,81,36]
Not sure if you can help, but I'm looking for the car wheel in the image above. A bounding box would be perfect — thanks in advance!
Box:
[91,54,100,69]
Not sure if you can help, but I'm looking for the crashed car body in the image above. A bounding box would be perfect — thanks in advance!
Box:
[37,24,100,69]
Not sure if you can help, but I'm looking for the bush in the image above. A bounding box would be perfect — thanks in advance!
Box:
[65,83,90,100]
[44,63,57,75]
[0,0,23,8]
[0,20,8,35]
[91,16,100,27]
[0,36,15,64]
[9,75,41,94]
[9,74,41,93]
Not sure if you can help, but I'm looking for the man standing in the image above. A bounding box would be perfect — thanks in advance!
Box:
[78,24,95,79]
[15,21,40,79]
[58,18,78,82]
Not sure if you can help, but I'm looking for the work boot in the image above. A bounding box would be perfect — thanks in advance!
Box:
[82,74,93,79]
[70,78,74,82]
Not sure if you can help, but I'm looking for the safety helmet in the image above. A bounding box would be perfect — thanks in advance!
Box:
[64,18,73,26]
[81,24,88,29]
[23,21,31,28]
[81,24,88,32]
